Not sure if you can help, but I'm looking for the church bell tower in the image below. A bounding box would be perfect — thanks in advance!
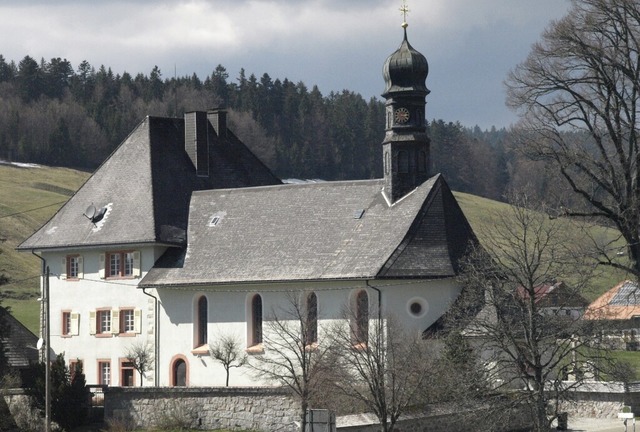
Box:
[381,15,430,204]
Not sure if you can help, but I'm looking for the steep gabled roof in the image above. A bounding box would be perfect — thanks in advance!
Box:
[515,282,589,308]
[18,116,280,251]
[140,174,478,287]
[0,307,38,368]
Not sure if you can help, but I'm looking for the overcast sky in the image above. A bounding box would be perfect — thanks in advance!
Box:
[0,0,572,130]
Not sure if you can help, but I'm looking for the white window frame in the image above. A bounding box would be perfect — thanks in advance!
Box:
[62,311,80,336]
[61,255,83,280]
[99,361,111,386]
[100,251,141,279]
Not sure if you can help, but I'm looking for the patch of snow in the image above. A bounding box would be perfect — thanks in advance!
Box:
[0,159,41,168]
[282,178,326,184]
[91,203,113,232]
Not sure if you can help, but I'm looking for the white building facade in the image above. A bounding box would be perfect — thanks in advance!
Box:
[21,26,477,388]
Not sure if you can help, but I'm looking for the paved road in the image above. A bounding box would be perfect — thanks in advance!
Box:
[564,417,631,432]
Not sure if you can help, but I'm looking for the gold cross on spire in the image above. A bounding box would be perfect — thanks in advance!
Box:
[400,0,410,28]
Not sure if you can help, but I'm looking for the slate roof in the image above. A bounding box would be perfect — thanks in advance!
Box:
[18,116,280,251]
[0,307,38,368]
[140,174,477,287]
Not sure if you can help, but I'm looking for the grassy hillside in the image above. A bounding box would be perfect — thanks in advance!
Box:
[453,191,630,302]
[0,162,90,332]
[0,162,631,335]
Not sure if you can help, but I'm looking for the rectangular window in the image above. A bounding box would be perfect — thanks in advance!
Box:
[120,309,135,333]
[62,311,79,336]
[105,251,140,278]
[97,310,111,334]
[62,311,71,336]
[109,253,121,277]
[98,361,111,386]
[68,256,79,279]
[62,255,83,280]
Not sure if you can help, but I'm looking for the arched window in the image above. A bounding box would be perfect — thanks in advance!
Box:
[398,151,409,174]
[171,356,188,387]
[355,290,369,344]
[306,292,318,344]
[195,295,208,347]
[251,294,263,346]
[384,152,390,175]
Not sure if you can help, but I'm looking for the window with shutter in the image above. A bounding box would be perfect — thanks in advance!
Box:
[70,312,80,336]
[77,256,84,279]
[62,311,71,336]
[66,255,81,280]
[104,251,140,278]
[99,254,106,279]
[89,311,97,335]
[120,309,135,334]
[111,309,120,334]
[60,257,67,280]
[95,310,112,335]
[134,309,142,334]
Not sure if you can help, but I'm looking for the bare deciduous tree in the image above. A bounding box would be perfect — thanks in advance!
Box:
[325,310,432,432]
[451,194,612,432]
[124,340,154,386]
[248,292,330,432]
[506,0,640,277]
[209,333,247,386]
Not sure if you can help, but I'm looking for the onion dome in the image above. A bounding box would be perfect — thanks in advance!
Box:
[382,24,430,97]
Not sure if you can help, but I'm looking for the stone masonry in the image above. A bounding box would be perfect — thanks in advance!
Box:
[104,386,300,431]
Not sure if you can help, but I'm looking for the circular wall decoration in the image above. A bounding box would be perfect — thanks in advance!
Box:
[407,297,428,318]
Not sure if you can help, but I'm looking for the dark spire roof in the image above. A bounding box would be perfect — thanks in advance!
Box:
[382,24,430,97]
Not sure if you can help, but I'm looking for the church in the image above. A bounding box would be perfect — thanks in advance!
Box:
[18,23,477,387]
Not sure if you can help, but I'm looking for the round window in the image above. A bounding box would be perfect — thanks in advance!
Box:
[410,302,422,315]
[407,297,428,318]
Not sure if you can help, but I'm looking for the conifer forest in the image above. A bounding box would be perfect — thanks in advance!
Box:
[0,55,561,205]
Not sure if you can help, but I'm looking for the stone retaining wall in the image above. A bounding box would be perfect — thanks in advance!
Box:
[560,381,629,419]
[96,381,640,431]
[336,407,531,432]
[104,387,300,431]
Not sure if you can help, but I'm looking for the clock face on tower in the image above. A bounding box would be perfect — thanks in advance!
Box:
[394,107,410,124]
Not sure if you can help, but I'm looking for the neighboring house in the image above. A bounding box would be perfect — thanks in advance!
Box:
[516,281,588,319]
[585,280,640,320]
[584,280,640,349]
[18,26,478,387]
[0,306,39,384]
[459,282,589,388]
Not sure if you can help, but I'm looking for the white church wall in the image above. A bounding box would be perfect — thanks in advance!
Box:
[155,278,463,387]
[380,278,462,333]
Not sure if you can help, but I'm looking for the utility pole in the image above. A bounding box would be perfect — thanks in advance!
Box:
[44,265,51,432]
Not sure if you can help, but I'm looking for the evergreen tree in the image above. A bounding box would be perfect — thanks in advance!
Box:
[48,118,72,166]
[0,54,15,82]
[17,55,42,102]
[30,353,91,430]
